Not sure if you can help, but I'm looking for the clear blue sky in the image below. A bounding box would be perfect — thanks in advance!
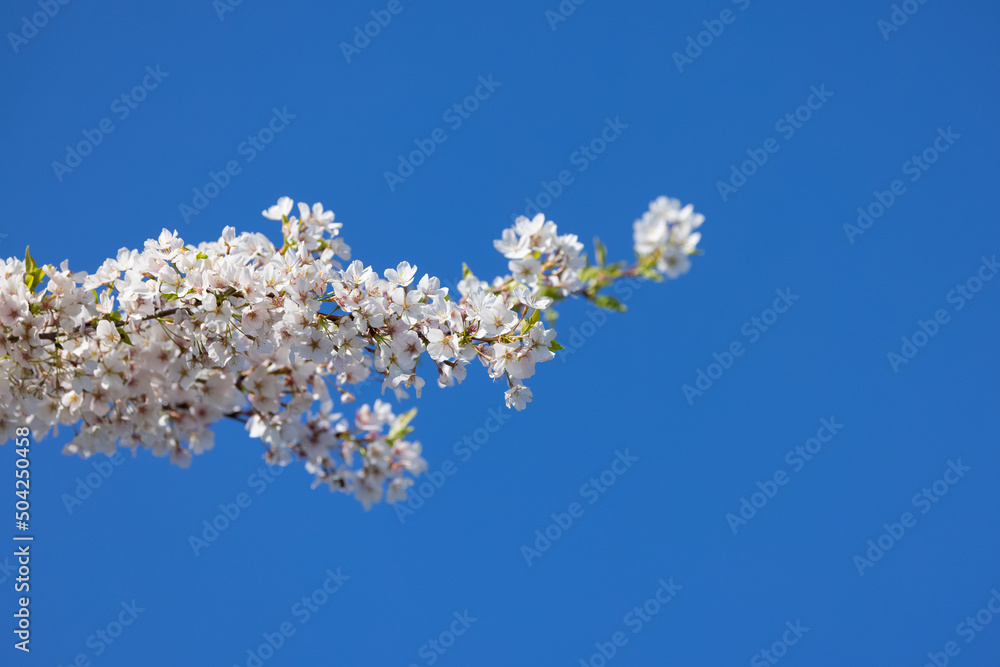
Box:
[2,1,999,665]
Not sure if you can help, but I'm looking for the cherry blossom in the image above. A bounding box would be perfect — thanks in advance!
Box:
[0,195,704,507]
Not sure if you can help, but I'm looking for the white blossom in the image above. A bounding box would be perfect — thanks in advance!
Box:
[0,195,704,508]
[632,196,703,278]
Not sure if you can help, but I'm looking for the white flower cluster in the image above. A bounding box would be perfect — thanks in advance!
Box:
[0,196,703,507]
[632,196,704,278]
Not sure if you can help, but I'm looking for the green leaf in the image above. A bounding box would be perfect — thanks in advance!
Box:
[639,266,663,282]
[548,339,564,351]
[388,407,418,442]
[161,292,180,301]
[578,266,601,284]
[390,426,414,443]
[536,285,561,301]
[594,237,607,267]
[462,263,472,279]
[25,269,45,293]
[594,295,627,312]
[23,247,46,292]
[196,252,209,260]
[519,307,541,334]
[396,407,418,429]
[117,328,133,346]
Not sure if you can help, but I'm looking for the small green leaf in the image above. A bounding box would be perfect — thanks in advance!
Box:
[117,328,133,346]
[462,263,472,279]
[594,295,627,312]
[536,285,561,301]
[594,237,607,267]
[388,407,418,442]
[548,339,564,351]
[196,252,209,260]
[399,407,418,425]
[161,292,180,301]
[578,266,601,284]
[23,247,46,292]
[520,308,541,334]
[639,266,663,282]
[389,426,413,443]
[25,268,45,293]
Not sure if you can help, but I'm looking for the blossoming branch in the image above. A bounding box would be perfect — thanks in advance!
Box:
[0,196,703,507]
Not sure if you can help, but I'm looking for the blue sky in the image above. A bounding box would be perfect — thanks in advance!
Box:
[2,0,999,665]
